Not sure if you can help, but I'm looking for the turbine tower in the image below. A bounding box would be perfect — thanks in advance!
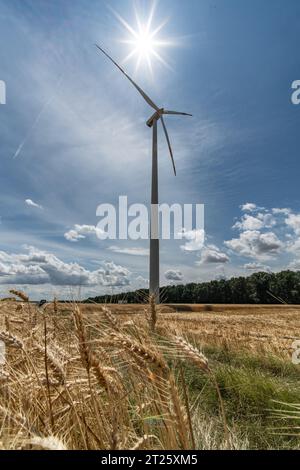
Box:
[96,45,192,303]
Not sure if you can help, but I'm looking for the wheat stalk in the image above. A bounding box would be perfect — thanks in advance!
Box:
[9,290,29,302]
[73,307,122,394]
[168,373,190,449]
[73,306,90,372]
[34,343,65,385]
[102,307,121,331]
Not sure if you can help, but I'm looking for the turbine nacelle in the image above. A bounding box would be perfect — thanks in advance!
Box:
[146,109,193,127]
[146,108,164,128]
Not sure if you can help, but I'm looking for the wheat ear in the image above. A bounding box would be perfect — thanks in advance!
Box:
[112,332,168,372]
[172,336,209,372]
[9,289,29,302]
[0,331,23,349]
[73,306,90,372]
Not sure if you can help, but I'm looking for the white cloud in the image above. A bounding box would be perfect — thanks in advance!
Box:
[286,238,300,254]
[233,213,275,231]
[197,244,229,265]
[108,246,149,256]
[260,213,276,228]
[225,230,283,260]
[64,225,104,242]
[180,229,205,252]
[164,270,183,281]
[0,260,48,285]
[272,208,291,216]
[285,213,300,236]
[233,215,263,231]
[240,203,257,212]
[135,275,148,287]
[0,247,131,287]
[25,199,43,210]
[228,205,300,264]
[244,262,271,272]
[288,260,300,271]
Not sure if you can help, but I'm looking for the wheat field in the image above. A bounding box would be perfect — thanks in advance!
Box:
[0,293,299,450]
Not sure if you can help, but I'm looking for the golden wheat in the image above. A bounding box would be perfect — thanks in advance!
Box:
[2,296,296,450]
[9,290,29,302]
[0,331,23,349]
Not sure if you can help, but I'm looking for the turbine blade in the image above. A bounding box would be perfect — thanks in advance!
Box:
[164,110,192,117]
[161,116,176,176]
[95,44,159,111]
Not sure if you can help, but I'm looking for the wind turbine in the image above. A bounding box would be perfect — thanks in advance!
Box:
[95,44,192,303]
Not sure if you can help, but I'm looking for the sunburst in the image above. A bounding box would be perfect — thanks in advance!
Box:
[110,3,174,74]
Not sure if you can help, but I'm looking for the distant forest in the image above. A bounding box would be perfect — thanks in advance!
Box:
[85,270,300,305]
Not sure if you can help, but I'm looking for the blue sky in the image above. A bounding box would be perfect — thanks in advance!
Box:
[0,0,300,300]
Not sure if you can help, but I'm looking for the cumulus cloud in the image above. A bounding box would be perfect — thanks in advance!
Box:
[240,203,257,212]
[0,247,131,287]
[164,270,183,281]
[198,245,229,265]
[288,260,300,271]
[244,262,271,272]
[233,215,263,231]
[225,230,283,260]
[225,203,291,262]
[285,213,300,236]
[0,260,48,285]
[25,199,43,210]
[64,225,104,242]
[233,213,275,231]
[108,246,149,256]
[287,238,300,254]
[135,275,148,287]
[272,208,291,216]
[180,229,205,252]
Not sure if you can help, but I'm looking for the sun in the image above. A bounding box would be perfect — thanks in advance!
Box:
[133,30,155,57]
[110,3,174,74]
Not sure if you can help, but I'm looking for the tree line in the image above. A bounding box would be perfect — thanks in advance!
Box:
[85,270,300,304]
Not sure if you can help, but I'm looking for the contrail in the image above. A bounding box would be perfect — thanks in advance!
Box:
[12,100,51,158]
[12,76,63,159]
